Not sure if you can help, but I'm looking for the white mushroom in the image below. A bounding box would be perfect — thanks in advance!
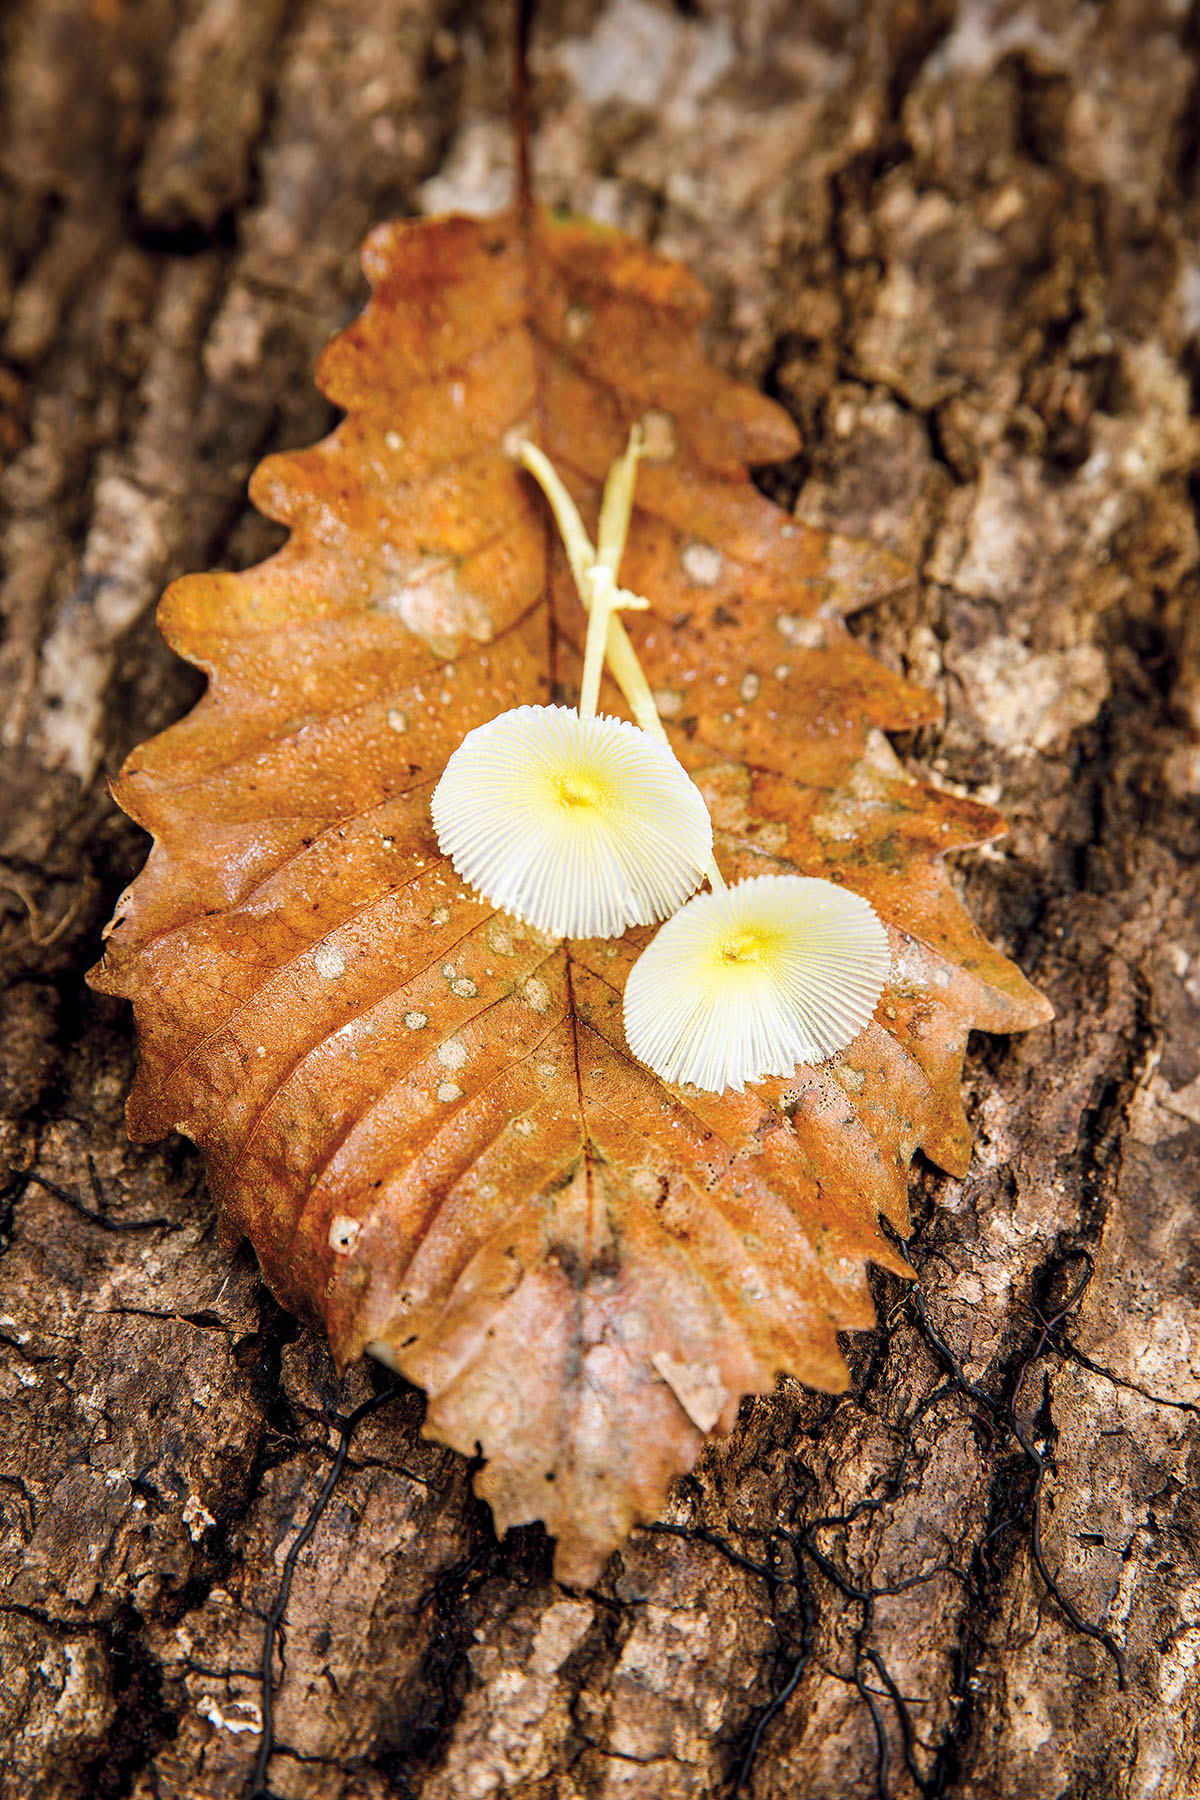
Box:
[623,874,890,1092]
[432,704,712,939]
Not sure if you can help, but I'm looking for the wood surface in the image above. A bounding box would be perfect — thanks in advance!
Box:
[1,2,1197,1796]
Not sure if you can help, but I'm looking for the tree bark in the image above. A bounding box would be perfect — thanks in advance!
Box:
[2,2,1198,1797]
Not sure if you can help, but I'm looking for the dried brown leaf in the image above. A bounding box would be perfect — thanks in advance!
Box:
[91,209,1051,1583]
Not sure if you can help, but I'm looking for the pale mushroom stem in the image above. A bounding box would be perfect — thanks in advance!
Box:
[576,566,648,721]
[516,439,595,595]
[518,437,648,724]
[596,422,644,575]
[518,430,727,895]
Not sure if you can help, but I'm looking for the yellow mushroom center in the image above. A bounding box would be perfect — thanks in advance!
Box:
[715,925,773,968]
[553,766,611,812]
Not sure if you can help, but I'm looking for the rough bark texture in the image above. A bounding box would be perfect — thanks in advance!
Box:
[1,2,1197,1797]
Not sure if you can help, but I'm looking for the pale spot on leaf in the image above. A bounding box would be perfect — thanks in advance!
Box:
[314,944,346,981]
[564,304,592,342]
[522,976,550,1013]
[329,1215,360,1253]
[682,541,723,586]
[639,408,677,461]
[776,613,827,649]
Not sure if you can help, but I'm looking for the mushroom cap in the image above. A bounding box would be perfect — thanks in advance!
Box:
[431,705,713,939]
[623,874,891,1092]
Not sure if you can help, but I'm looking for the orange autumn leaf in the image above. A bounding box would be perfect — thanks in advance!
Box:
[91,207,1051,1585]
